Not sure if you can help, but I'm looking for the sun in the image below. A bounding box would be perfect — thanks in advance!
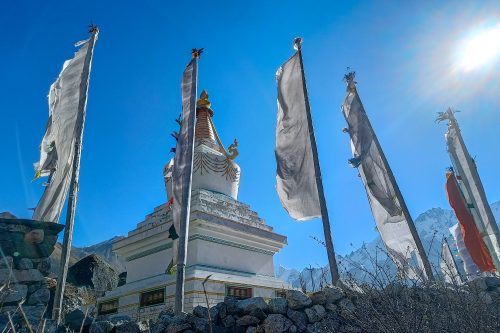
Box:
[457,24,500,72]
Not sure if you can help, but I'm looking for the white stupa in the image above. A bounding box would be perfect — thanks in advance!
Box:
[97,91,288,320]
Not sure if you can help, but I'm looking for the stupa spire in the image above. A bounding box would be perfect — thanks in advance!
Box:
[195,90,217,148]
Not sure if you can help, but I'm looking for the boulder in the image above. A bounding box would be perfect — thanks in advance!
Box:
[27,287,50,305]
[304,305,326,323]
[236,315,260,326]
[0,256,13,269]
[285,291,312,310]
[262,314,292,333]
[216,302,227,319]
[67,254,118,293]
[222,315,236,327]
[36,258,52,276]
[115,322,141,333]
[237,297,269,315]
[286,309,307,332]
[268,298,287,315]
[189,316,209,332]
[64,308,93,331]
[224,297,240,315]
[311,287,344,305]
[193,305,209,318]
[17,258,34,270]
[0,283,27,302]
[89,321,114,333]
[324,303,338,312]
[246,327,257,333]
[109,315,133,326]
[166,323,192,333]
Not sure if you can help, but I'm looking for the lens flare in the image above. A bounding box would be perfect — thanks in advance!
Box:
[457,24,500,71]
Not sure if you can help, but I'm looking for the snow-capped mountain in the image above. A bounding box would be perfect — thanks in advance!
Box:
[277,201,500,290]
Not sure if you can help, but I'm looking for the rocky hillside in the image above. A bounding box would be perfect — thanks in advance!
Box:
[277,201,500,290]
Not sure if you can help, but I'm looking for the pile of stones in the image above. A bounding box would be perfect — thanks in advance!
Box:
[145,287,357,333]
[0,255,52,330]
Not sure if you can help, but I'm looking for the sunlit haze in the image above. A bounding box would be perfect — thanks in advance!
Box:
[457,23,500,71]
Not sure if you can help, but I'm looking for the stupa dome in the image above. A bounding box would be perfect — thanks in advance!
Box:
[164,90,240,200]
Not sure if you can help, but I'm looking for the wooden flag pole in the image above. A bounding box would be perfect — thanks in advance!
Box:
[294,38,340,284]
[52,26,99,324]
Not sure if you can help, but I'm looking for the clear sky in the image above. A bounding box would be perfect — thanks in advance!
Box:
[1,1,499,270]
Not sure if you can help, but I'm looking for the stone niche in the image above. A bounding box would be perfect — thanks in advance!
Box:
[0,217,64,330]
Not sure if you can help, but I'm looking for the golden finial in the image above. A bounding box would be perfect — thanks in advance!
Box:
[197,90,211,108]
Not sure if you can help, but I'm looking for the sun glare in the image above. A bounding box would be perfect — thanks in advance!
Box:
[458,24,500,71]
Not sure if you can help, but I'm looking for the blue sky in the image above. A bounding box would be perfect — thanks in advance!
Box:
[1,1,499,270]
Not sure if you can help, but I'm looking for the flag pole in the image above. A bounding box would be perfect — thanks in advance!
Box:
[174,49,199,314]
[443,237,463,282]
[52,26,99,323]
[294,38,340,284]
[349,75,434,280]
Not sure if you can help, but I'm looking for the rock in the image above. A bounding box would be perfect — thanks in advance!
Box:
[213,326,231,333]
[249,308,267,320]
[288,325,297,333]
[237,297,269,315]
[166,323,191,333]
[0,283,27,302]
[224,297,240,315]
[338,299,355,314]
[232,327,247,333]
[89,321,114,333]
[222,315,236,327]
[262,314,292,333]
[36,258,52,276]
[246,327,257,333]
[0,256,13,269]
[65,308,93,331]
[68,254,118,293]
[304,305,326,323]
[286,309,307,332]
[13,305,48,327]
[285,291,312,310]
[236,315,260,326]
[158,308,175,319]
[115,322,140,333]
[109,315,133,326]
[322,286,345,305]
[324,303,338,312]
[210,306,220,323]
[216,302,227,319]
[268,298,287,315]
[17,258,34,270]
[27,286,50,304]
[484,277,500,289]
[189,316,209,332]
[193,305,209,318]
[0,268,43,282]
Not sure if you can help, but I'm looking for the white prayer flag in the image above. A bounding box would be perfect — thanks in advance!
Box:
[440,238,463,285]
[275,52,321,221]
[342,73,427,280]
[33,32,98,222]
[170,57,197,274]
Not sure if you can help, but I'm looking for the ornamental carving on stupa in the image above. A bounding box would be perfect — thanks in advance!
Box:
[164,90,241,201]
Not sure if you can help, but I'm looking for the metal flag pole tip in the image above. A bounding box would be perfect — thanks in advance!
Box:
[293,37,303,50]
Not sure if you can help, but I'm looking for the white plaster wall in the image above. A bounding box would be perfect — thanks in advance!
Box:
[189,238,275,276]
[126,248,171,283]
